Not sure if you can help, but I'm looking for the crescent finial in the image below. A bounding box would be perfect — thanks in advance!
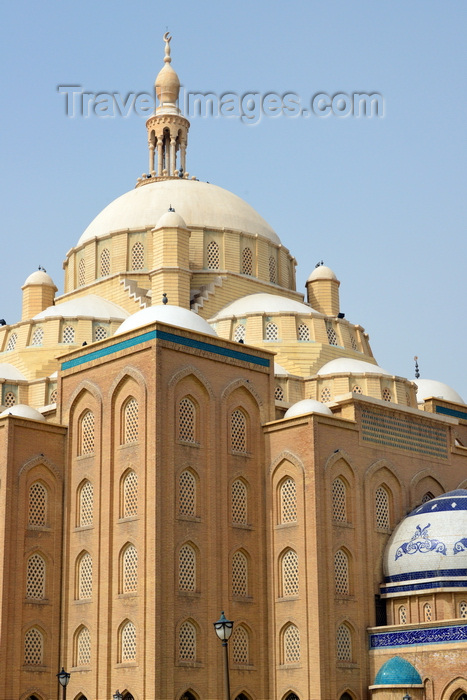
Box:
[163,31,172,63]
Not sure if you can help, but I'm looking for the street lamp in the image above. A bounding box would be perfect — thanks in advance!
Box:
[57,668,70,700]
[113,692,123,700]
[402,695,411,700]
[213,611,234,700]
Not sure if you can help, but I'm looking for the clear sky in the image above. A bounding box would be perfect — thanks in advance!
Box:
[1,1,466,398]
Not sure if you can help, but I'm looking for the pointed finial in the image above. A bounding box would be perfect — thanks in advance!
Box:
[163,32,172,64]
[162,293,168,305]
[414,355,420,379]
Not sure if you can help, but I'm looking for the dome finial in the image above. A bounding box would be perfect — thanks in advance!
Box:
[414,355,420,379]
[163,31,172,64]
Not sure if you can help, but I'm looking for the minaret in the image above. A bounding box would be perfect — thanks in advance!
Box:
[137,33,190,185]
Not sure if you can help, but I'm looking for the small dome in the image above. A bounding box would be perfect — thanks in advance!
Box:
[156,62,181,106]
[0,404,46,422]
[374,657,422,685]
[23,270,56,287]
[274,362,290,376]
[33,294,129,321]
[115,304,217,337]
[210,293,315,321]
[416,378,464,405]
[317,358,391,376]
[284,399,333,418]
[0,363,27,381]
[306,265,337,282]
[155,210,188,230]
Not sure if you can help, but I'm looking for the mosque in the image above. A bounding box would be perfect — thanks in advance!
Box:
[1,33,467,700]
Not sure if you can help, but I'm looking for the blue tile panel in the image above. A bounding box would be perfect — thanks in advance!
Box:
[381,578,467,594]
[406,495,467,517]
[361,409,448,459]
[369,624,467,649]
[384,567,467,584]
[61,329,271,371]
[435,404,467,421]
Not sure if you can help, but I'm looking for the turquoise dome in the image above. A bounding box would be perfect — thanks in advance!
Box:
[374,656,422,685]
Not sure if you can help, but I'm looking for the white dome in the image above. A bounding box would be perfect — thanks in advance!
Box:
[284,399,333,418]
[274,362,290,375]
[317,358,391,376]
[382,490,467,596]
[306,265,338,282]
[116,304,217,337]
[33,294,129,321]
[0,404,46,421]
[23,270,56,287]
[416,378,464,405]
[0,363,27,380]
[210,293,315,321]
[77,179,280,246]
[155,209,188,229]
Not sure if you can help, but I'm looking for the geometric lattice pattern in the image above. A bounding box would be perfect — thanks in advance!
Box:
[399,605,407,624]
[24,628,43,665]
[284,624,300,664]
[123,545,138,593]
[131,242,144,271]
[460,601,467,618]
[179,398,196,443]
[49,388,58,404]
[123,470,138,518]
[280,478,297,524]
[234,324,246,342]
[336,624,352,661]
[28,481,47,527]
[26,553,46,600]
[351,334,359,351]
[265,322,279,341]
[242,247,253,275]
[123,398,139,444]
[231,479,247,525]
[326,323,338,346]
[80,411,95,456]
[231,409,247,453]
[334,549,349,596]
[269,256,276,283]
[94,326,107,342]
[6,333,18,351]
[422,491,435,504]
[297,324,310,341]
[78,553,92,599]
[232,625,249,664]
[4,391,16,407]
[31,327,44,346]
[78,259,86,286]
[352,385,363,394]
[207,241,220,269]
[424,603,432,622]
[179,544,196,591]
[275,385,284,401]
[232,551,248,597]
[320,387,332,402]
[100,248,110,276]
[77,627,91,666]
[375,486,390,530]
[179,621,196,661]
[79,480,93,527]
[332,478,347,523]
[121,620,136,661]
[282,549,299,597]
[179,470,196,516]
[63,325,75,344]
[382,388,392,402]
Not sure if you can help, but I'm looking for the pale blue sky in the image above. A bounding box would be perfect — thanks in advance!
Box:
[1,1,466,397]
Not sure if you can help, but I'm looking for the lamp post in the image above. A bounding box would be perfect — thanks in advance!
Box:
[57,667,70,700]
[213,611,234,700]
[402,694,411,700]
[113,692,123,700]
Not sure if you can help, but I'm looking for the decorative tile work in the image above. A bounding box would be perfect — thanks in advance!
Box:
[369,623,467,649]
[395,523,447,560]
[436,404,467,421]
[361,409,448,459]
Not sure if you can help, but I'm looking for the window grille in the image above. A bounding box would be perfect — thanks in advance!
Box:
[284,695,300,700]
[280,478,297,523]
[265,322,278,341]
[399,605,407,624]
[179,398,196,443]
[24,628,43,665]
[26,553,46,600]
[232,625,249,664]
[123,545,138,593]
[79,480,93,527]
[422,491,434,503]
[375,486,390,529]
[100,248,110,276]
[77,627,91,666]
[231,478,248,524]
[382,388,392,402]
[269,255,277,283]
[284,624,300,664]
[460,600,467,618]
[123,470,138,518]
[275,385,284,401]
[207,241,220,269]
[6,333,17,351]
[28,482,47,526]
[4,391,16,407]
[336,624,352,661]
[332,478,347,522]
[179,621,196,661]
[234,324,246,342]
[242,247,253,275]
[31,327,44,346]
[78,259,86,286]
[131,242,144,270]
[282,549,299,596]
[50,388,58,404]
[179,470,196,516]
[80,411,95,456]
[326,323,338,346]
[63,325,75,344]
[94,326,107,341]
[334,549,349,595]
[320,387,331,402]
[424,603,432,622]
[352,385,363,394]
[232,551,248,597]
[121,621,136,661]
[231,409,247,453]
[350,335,359,351]
[179,544,196,592]
[123,398,139,444]
[78,553,92,599]
[297,324,310,341]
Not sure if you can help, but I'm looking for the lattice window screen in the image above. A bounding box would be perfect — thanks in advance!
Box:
[28,482,47,526]
[298,324,310,341]
[242,247,253,275]
[123,545,138,593]
[234,324,246,342]
[179,544,196,591]
[179,470,196,516]
[100,248,110,276]
[284,624,300,664]
[231,410,247,453]
[50,388,58,404]
[336,624,352,661]
[121,621,136,661]
[207,241,220,269]
[424,603,432,622]
[280,478,297,523]
[123,470,138,518]
[232,626,249,664]
[131,242,144,270]
[265,322,278,341]
[332,478,347,522]
[382,388,392,402]
[334,549,349,595]
[77,627,91,666]
[94,326,107,341]
[63,325,75,343]
[179,621,196,661]
[179,398,196,443]
[269,256,276,283]
[460,601,467,618]
[31,327,44,346]
[4,391,16,407]
[26,554,46,600]
[79,481,93,527]
[320,387,331,402]
[232,551,248,597]
[326,323,338,346]
[231,479,247,525]
[6,333,17,351]
[351,334,359,351]
[78,259,86,286]
[78,553,92,599]
[275,385,284,401]
[422,491,434,503]
[80,411,95,456]
[123,398,139,444]
[399,605,407,624]
[24,628,43,665]
[282,549,299,597]
[352,385,363,394]
[375,486,390,529]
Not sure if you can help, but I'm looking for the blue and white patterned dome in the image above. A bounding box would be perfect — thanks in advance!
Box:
[382,490,467,596]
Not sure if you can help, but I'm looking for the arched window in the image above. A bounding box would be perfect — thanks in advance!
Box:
[336,623,352,661]
[28,481,47,527]
[326,322,338,346]
[280,477,297,524]
[242,247,253,275]
[269,255,277,283]
[320,387,331,402]
[460,600,467,618]
[79,410,95,456]
[232,625,249,665]
[180,693,197,700]
[332,477,347,523]
[179,544,196,592]
[207,240,220,269]
[63,325,75,344]
[26,553,46,600]
[375,485,390,529]
[284,694,300,700]
[179,470,196,516]
[6,333,18,351]
[122,397,139,444]
[179,620,196,661]
[120,620,136,661]
[24,627,43,665]
[100,248,110,276]
[275,385,284,401]
[398,605,407,624]
[31,327,44,346]
[3,390,16,407]
[50,388,58,404]
[78,552,92,600]
[76,626,91,666]
[78,480,93,527]
[265,321,278,341]
[334,549,349,595]
[283,624,300,664]
[131,241,144,270]
[297,323,310,341]
[179,397,196,443]
[78,258,86,286]
[122,470,138,518]
[231,409,247,453]
[232,550,248,597]
[231,479,248,525]
[422,491,435,503]
[382,387,392,402]
[94,325,107,341]
[424,602,432,622]
[122,544,138,594]
[234,324,246,342]
[281,549,299,597]
[350,334,359,351]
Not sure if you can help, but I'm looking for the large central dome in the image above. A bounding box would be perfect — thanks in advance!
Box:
[77,179,280,247]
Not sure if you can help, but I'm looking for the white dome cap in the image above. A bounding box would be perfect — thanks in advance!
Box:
[23,269,56,287]
[317,358,391,376]
[0,404,46,422]
[284,398,333,418]
[306,265,337,282]
[210,293,315,321]
[33,294,129,321]
[382,490,467,596]
[155,209,188,229]
[274,362,290,375]
[116,304,217,337]
[0,363,27,381]
[416,378,464,405]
